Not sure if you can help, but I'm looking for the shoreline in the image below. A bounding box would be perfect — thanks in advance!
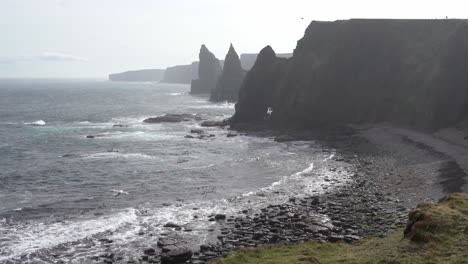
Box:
[128,122,468,264]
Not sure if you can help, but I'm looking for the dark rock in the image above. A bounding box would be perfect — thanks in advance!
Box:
[112,124,128,128]
[191,45,222,94]
[143,248,156,255]
[184,135,195,139]
[200,119,230,127]
[163,222,181,228]
[215,214,226,220]
[226,132,237,137]
[86,135,95,139]
[190,129,205,134]
[144,114,201,123]
[161,247,192,264]
[211,44,246,102]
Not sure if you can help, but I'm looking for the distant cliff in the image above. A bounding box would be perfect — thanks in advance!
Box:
[109,69,165,82]
[191,45,222,94]
[160,62,199,84]
[210,44,246,102]
[233,19,468,131]
[240,53,292,71]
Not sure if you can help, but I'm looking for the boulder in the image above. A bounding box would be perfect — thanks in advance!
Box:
[161,246,192,264]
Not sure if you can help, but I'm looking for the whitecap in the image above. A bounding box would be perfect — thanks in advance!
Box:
[0,208,139,262]
[24,120,46,126]
[84,152,158,160]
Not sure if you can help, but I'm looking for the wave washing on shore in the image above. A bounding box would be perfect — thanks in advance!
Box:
[0,80,354,263]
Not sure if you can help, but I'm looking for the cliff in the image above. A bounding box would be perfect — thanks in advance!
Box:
[190,45,222,94]
[210,44,246,102]
[240,53,292,71]
[108,69,165,82]
[232,19,468,131]
[160,62,199,84]
[232,46,289,122]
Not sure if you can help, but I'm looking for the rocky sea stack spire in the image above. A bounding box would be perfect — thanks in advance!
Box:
[210,44,246,102]
[232,45,289,123]
[190,45,222,94]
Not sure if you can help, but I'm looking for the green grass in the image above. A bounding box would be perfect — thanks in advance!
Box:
[212,193,468,264]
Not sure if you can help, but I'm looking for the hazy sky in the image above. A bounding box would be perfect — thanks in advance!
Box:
[1,0,467,78]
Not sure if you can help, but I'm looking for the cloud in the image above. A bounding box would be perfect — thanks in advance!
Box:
[0,52,88,64]
[38,52,89,62]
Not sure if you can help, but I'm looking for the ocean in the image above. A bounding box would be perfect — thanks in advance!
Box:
[0,79,348,263]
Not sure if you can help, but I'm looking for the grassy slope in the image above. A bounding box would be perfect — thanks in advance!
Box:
[213,193,468,264]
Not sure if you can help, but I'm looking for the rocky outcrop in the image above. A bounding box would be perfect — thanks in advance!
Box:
[240,53,292,71]
[160,62,199,84]
[143,114,203,123]
[190,45,222,94]
[233,19,468,131]
[109,69,165,82]
[210,44,246,102]
[232,46,289,123]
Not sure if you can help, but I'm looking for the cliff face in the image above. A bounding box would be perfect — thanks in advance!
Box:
[109,69,165,82]
[233,19,468,131]
[190,45,222,94]
[210,44,246,102]
[232,46,289,122]
[160,62,199,84]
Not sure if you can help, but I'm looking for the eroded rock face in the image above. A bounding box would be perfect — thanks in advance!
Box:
[210,44,246,102]
[231,45,289,123]
[190,45,222,94]
[232,19,468,131]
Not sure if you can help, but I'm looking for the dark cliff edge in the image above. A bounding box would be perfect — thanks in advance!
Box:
[210,44,246,102]
[232,19,468,131]
[190,45,222,94]
[108,69,165,82]
[160,62,199,84]
[240,53,292,71]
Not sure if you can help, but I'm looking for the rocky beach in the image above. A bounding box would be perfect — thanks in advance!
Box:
[91,119,467,264]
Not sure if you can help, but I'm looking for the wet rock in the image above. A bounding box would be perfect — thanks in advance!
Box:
[164,222,181,229]
[226,132,237,137]
[86,135,95,139]
[200,120,229,127]
[184,135,195,139]
[143,248,156,255]
[144,114,202,123]
[190,129,205,134]
[161,246,192,264]
[215,214,226,220]
[112,124,128,128]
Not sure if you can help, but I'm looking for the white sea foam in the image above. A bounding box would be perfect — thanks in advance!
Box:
[0,208,139,262]
[192,102,235,109]
[92,131,176,141]
[24,120,46,126]
[84,152,158,160]
[182,164,215,170]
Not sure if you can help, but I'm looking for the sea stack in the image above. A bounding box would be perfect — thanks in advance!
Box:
[210,44,246,102]
[232,45,289,123]
[190,45,222,94]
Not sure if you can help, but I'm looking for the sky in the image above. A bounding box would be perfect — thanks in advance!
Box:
[1,0,467,78]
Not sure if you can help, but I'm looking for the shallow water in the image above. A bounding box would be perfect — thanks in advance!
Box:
[0,79,352,263]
